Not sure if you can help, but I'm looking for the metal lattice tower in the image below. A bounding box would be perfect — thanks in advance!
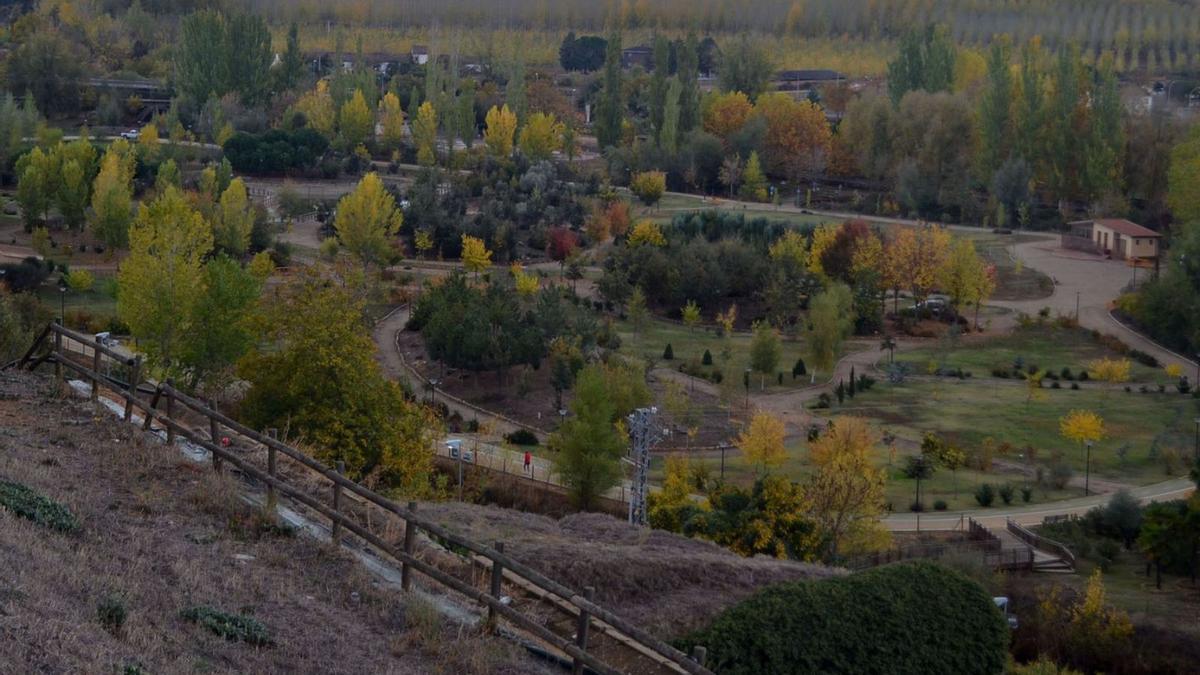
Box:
[626,407,659,526]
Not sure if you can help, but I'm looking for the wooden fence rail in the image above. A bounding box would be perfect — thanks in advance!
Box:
[1007,519,1076,568]
[32,322,712,675]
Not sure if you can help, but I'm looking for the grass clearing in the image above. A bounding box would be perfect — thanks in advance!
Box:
[899,324,1171,384]
[835,378,1198,485]
[614,317,855,392]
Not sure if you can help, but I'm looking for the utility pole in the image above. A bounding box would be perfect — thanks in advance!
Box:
[626,407,660,527]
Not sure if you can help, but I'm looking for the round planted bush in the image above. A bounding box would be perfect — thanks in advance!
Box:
[679,562,1008,675]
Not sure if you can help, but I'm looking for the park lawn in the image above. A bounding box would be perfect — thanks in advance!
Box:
[897,324,1171,384]
[834,377,1199,486]
[961,231,1055,301]
[36,273,118,318]
[614,317,859,392]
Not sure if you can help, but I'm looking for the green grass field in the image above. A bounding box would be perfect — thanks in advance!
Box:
[898,324,1172,384]
[613,316,856,393]
[835,377,1198,485]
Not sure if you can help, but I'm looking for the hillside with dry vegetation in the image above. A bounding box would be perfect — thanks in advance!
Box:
[0,371,545,675]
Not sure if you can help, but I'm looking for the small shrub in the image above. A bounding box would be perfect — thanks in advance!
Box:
[1060,367,1073,380]
[97,596,127,635]
[1070,382,1079,390]
[814,392,832,409]
[1095,539,1120,570]
[503,429,539,446]
[777,371,783,385]
[0,480,81,533]
[792,358,806,378]
[1050,380,1061,389]
[181,606,271,646]
[1124,385,1132,393]
[702,349,713,366]
[991,367,1009,378]
[1020,486,1033,503]
[933,499,948,511]
[1049,463,1074,490]
[974,483,995,507]
[1157,384,1166,393]
[663,343,674,360]
[910,500,925,512]
[998,484,1015,505]
[710,370,724,383]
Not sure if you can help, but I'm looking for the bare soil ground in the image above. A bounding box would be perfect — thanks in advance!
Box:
[0,371,546,675]
[418,501,841,639]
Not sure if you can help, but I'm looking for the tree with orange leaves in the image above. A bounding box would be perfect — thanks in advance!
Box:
[754,93,832,181]
[702,90,754,142]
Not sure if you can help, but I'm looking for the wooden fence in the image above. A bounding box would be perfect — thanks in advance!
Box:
[21,321,713,675]
[844,518,1033,572]
[1007,518,1076,569]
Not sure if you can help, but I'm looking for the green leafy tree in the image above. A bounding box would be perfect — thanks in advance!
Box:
[276,22,305,92]
[213,178,255,256]
[413,101,438,166]
[660,77,682,153]
[978,37,1013,176]
[676,31,701,133]
[739,151,767,202]
[595,30,625,149]
[719,35,774,100]
[887,24,957,104]
[649,34,670,142]
[239,265,434,487]
[56,159,88,231]
[179,255,264,392]
[1168,114,1200,225]
[749,320,781,390]
[808,283,855,374]
[15,146,56,228]
[553,364,639,509]
[90,148,134,250]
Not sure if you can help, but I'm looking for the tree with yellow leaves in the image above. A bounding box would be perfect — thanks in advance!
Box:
[378,92,406,151]
[511,263,540,296]
[738,411,787,474]
[460,234,492,278]
[806,417,890,559]
[768,229,808,270]
[807,224,839,279]
[1087,357,1131,385]
[137,122,160,162]
[702,90,754,142]
[1060,409,1105,459]
[412,101,438,166]
[681,300,701,332]
[90,147,134,251]
[518,111,565,161]
[117,186,213,375]
[627,220,666,247]
[939,237,995,328]
[483,104,517,157]
[212,177,254,256]
[648,453,703,531]
[414,229,434,260]
[338,89,373,150]
[630,170,666,208]
[294,80,336,139]
[890,224,952,310]
[335,173,403,266]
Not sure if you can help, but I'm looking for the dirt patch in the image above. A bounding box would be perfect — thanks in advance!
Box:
[418,501,840,639]
[0,371,547,675]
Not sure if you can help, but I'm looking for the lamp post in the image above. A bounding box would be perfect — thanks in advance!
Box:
[743,368,751,410]
[58,277,68,323]
[1075,291,1080,321]
[1193,418,1199,463]
[427,378,440,406]
[1084,440,1093,497]
[719,442,727,480]
[558,408,567,428]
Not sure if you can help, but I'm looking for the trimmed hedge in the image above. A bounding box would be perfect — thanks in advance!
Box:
[678,562,1008,675]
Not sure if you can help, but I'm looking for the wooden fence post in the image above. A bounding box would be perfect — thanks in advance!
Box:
[53,321,63,392]
[209,399,222,473]
[331,461,344,543]
[123,356,142,422]
[488,542,505,630]
[691,646,708,667]
[91,335,101,401]
[572,585,595,675]
[266,428,278,511]
[165,384,175,444]
[402,501,417,591]
[142,385,163,431]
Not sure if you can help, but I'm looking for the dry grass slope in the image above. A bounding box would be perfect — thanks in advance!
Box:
[0,371,545,675]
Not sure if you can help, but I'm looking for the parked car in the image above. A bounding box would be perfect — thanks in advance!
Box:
[120,129,140,140]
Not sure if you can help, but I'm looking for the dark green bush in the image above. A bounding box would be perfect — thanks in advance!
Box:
[934,499,948,511]
[678,562,1007,675]
[663,343,674,360]
[503,429,539,446]
[181,606,271,646]
[702,349,713,366]
[98,596,126,635]
[0,480,80,533]
[975,483,995,507]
